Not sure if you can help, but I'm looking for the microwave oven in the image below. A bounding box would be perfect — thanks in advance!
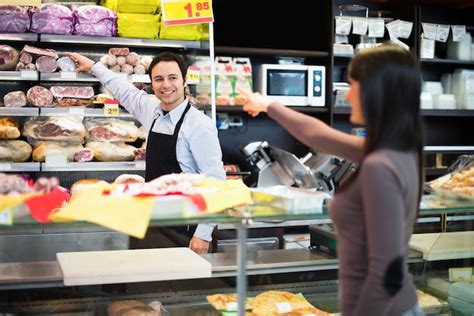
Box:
[256,64,326,106]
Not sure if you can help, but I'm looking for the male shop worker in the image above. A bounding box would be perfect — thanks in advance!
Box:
[66,51,226,254]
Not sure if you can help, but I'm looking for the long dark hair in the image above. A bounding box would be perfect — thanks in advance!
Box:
[348,44,425,200]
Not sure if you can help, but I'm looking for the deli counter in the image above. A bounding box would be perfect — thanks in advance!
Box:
[0,193,473,315]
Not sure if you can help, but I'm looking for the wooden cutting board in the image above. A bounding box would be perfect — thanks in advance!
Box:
[409,231,474,261]
[57,248,212,286]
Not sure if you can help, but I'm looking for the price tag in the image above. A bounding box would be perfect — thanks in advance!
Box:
[0,162,12,171]
[60,71,77,79]
[225,302,237,311]
[135,160,146,170]
[186,66,201,84]
[0,208,13,226]
[69,107,85,116]
[20,70,38,79]
[45,154,68,167]
[449,267,473,282]
[162,0,213,26]
[104,102,120,116]
[276,302,292,313]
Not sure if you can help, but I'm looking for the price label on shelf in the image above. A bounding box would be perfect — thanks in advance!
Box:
[104,101,120,116]
[186,66,201,84]
[60,71,77,79]
[0,208,13,225]
[135,160,146,170]
[45,154,67,167]
[162,0,213,26]
[0,163,12,171]
[69,107,85,116]
[20,70,38,80]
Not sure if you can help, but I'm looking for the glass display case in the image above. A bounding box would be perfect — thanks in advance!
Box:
[0,194,473,315]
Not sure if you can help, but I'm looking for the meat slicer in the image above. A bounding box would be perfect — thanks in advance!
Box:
[241,141,356,195]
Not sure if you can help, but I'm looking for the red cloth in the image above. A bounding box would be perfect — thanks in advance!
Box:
[25,188,70,223]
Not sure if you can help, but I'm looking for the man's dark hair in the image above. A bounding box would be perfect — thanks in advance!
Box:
[147,51,187,81]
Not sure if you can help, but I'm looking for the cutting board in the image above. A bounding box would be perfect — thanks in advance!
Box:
[57,248,212,286]
[409,232,474,261]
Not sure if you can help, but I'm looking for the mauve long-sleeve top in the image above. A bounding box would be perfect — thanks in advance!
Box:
[268,102,419,316]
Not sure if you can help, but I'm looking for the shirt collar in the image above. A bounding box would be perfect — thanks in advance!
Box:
[160,98,189,125]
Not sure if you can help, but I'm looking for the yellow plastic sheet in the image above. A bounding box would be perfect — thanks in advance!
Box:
[159,22,208,41]
[50,185,154,239]
[198,178,253,214]
[117,0,160,14]
[0,194,36,212]
[117,13,161,39]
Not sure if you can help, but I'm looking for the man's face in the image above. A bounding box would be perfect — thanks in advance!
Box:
[151,61,186,111]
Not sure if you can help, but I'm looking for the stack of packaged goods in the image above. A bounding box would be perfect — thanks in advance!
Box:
[101,0,161,39]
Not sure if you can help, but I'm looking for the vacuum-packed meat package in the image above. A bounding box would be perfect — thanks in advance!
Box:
[50,86,95,99]
[85,118,139,142]
[73,5,117,37]
[3,91,27,108]
[0,140,32,162]
[27,86,54,107]
[0,45,19,71]
[32,141,84,162]
[31,3,74,35]
[56,56,76,72]
[0,117,21,139]
[86,141,136,162]
[0,5,31,33]
[22,45,58,59]
[23,116,86,142]
[36,55,58,73]
[73,148,94,162]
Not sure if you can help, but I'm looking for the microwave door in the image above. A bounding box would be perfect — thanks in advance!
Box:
[308,66,326,107]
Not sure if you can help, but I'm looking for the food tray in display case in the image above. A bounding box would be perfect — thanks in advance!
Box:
[250,185,331,213]
[416,289,449,314]
[427,160,474,202]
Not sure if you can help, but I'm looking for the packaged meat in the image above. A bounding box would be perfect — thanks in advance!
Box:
[73,5,117,37]
[32,141,84,162]
[3,91,27,108]
[126,52,140,66]
[19,52,33,64]
[22,45,58,59]
[56,56,76,72]
[0,5,31,33]
[114,174,145,184]
[71,179,109,195]
[0,140,32,162]
[0,173,32,194]
[50,86,95,99]
[73,148,94,162]
[109,47,130,57]
[27,86,54,107]
[85,118,139,142]
[134,147,146,160]
[0,117,21,139]
[0,45,19,71]
[23,116,86,142]
[86,141,136,162]
[31,3,74,35]
[36,55,58,73]
[55,98,93,107]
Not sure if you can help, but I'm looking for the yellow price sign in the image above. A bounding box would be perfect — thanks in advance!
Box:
[104,102,120,116]
[162,0,213,26]
[186,66,201,84]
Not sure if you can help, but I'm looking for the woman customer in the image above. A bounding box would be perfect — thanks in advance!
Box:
[240,44,425,316]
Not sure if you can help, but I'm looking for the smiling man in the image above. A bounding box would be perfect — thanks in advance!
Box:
[67,51,225,253]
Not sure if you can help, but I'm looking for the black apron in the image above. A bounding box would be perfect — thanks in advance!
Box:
[133,103,195,249]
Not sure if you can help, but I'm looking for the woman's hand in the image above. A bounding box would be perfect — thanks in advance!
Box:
[238,87,272,117]
[64,52,95,73]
